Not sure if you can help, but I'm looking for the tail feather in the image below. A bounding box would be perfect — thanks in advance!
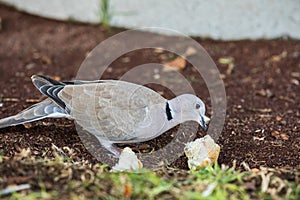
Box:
[31,75,67,110]
[0,99,69,128]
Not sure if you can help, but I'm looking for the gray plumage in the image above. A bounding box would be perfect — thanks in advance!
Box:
[0,75,209,157]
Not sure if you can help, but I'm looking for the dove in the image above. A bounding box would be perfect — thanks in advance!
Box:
[0,75,209,157]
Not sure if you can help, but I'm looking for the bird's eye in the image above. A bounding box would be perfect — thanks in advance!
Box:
[195,103,201,109]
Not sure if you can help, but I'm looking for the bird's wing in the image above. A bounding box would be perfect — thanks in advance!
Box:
[58,80,166,142]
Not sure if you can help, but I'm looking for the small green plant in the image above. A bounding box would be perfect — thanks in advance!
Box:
[1,149,298,199]
[186,163,248,200]
[100,0,112,29]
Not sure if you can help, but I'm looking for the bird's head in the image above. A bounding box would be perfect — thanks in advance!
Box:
[168,94,210,131]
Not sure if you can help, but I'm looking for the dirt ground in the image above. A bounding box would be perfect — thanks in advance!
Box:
[0,4,299,172]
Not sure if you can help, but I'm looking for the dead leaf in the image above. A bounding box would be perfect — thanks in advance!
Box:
[271,131,280,137]
[184,46,197,57]
[258,108,272,113]
[40,55,52,65]
[124,184,132,198]
[25,99,41,103]
[275,116,282,121]
[23,123,33,129]
[260,171,273,192]
[270,51,287,62]
[258,114,273,118]
[220,74,226,79]
[280,133,289,140]
[251,168,260,173]
[291,72,300,78]
[52,76,61,82]
[226,63,235,75]
[256,89,273,98]
[15,149,31,160]
[256,89,267,97]
[163,57,186,71]
[241,161,251,171]
[253,136,265,141]
[249,108,272,113]
[291,79,299,86]
[218,57,234,65]
[218,57,235,75]
[2,98,19,102]
[278,96,295,103]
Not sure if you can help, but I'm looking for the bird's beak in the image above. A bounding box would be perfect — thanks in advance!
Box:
[199,115,210,131]
[203,115,210,124]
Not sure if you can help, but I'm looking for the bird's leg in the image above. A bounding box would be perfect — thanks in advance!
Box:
[100,140,122,158]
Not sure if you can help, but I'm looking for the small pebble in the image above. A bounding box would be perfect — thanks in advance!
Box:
[121,57,131,63]
[23,123,33,129]
[153,74,160,80]
[106,67,112,73]
[292,51,299,58]
[184,135,220,170]
[154,48,164,53]
[111,147,143,172]
[291,79,299,86]
[25,63,36,70]
[276,116,282,121]
[280,120,287,126]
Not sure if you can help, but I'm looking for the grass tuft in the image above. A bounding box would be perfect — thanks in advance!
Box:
[0,148,298,199]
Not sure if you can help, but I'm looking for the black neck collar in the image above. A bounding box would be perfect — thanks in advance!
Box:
[165,102,173,121]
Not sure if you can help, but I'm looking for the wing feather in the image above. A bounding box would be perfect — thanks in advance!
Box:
[58,80,166,141]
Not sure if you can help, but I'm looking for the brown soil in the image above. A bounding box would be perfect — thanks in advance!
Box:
[0,4,299,171]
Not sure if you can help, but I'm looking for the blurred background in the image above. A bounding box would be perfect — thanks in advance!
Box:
[1,0,300,40]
